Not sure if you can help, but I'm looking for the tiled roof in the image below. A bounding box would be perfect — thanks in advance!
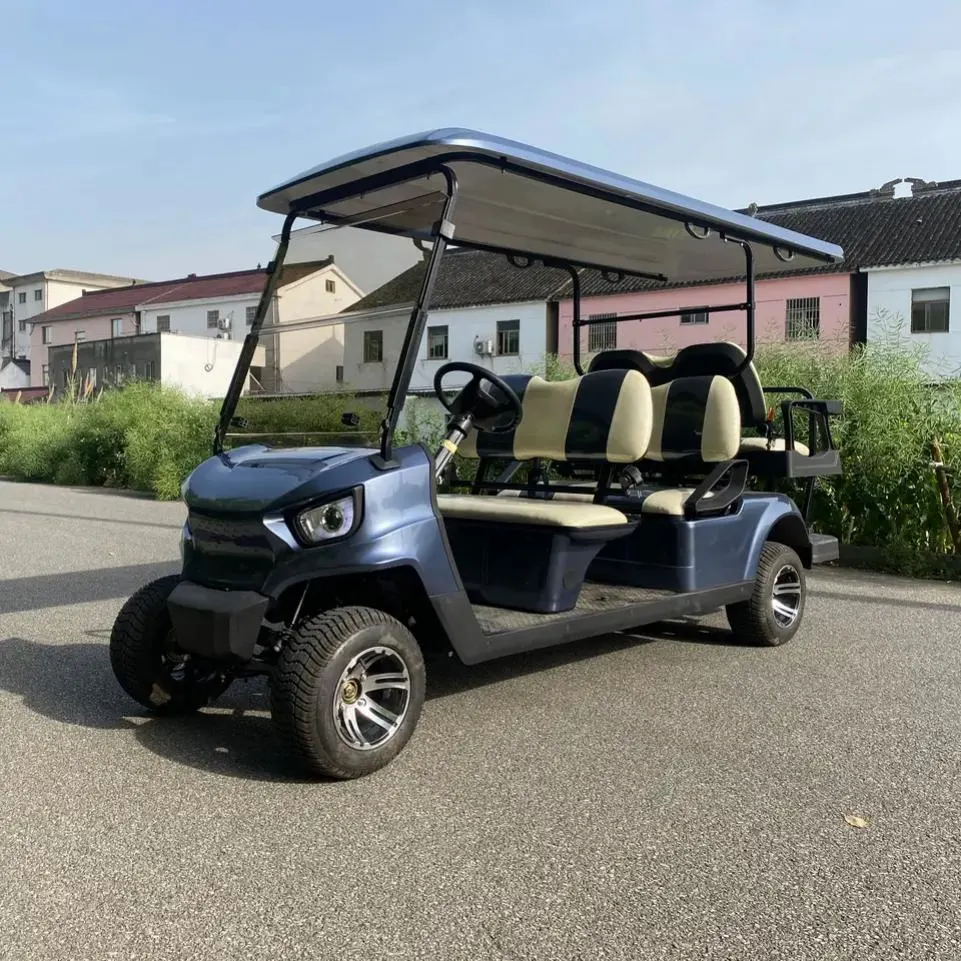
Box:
[344,248,570,313]
[30,259,334,324]
[0,270,14,282]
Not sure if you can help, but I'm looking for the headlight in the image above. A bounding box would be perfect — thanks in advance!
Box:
[294,493,359,544]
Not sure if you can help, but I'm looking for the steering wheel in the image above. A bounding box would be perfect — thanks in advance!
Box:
[433,361,524,433]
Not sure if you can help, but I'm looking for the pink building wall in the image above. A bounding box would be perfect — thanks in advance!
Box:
[556,273,851,360]
[30,311,137,386]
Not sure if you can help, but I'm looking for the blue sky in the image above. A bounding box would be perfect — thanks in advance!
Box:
[3,0,961,281]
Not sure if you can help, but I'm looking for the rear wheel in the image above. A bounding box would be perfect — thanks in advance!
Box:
[726,541,806,646]
[270,606,426,780]
[109,575,232,713]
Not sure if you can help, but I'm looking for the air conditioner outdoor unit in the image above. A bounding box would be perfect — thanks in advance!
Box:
[473,336,493,357]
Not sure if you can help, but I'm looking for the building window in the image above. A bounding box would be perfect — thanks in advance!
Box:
[18,292,26,304]
[41,364,49,386]
[587,313,617,352]
[246,306,257,326]
[496,319,520,356]
[42,326,52,344]
[18,320,26,332]
[144,360,156,380]
[75,330,86,343]
[363,329,383,363]
[785,297,821,340]
[680,310,709,325]
[111,318,122,338]
[426,325,449,360]
[325,279,336,293]
[910,287,950,333]
[156,315,171,333]
[335,365,344,383]
[207,309,220,328]
[34,289,43,302]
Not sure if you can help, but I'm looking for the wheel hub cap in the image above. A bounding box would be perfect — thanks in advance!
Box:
[333,645,411,752]
[771,565,802,628]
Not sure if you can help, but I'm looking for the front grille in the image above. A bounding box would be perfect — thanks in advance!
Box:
[184,510,277,589]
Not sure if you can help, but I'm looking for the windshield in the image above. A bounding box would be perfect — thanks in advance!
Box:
[221,220,433,452]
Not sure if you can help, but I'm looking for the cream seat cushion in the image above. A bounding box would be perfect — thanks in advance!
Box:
[437,493,628,528]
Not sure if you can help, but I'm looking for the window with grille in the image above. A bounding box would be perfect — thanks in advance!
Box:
[496,319,520,355]
[246,306,257,326]
[363,329,383,363]
[156,315,171,333]
[587,313,617,352]
[207,309,219,328]
[426,325,448,360]
[680,310,709,325]
[785,297,821,339]
[910,287,950,333]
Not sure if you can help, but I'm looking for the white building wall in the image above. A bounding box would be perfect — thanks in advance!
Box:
[158,333,265,398]
[342,301,550,393]
[139,294,259,339]
[267,266,359,392]
[866,262,961,378]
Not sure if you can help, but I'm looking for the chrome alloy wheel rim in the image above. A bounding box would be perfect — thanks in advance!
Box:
[333,646,411,751]
[771,565,803,628]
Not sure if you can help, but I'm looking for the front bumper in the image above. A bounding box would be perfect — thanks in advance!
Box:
[167,581,270,662]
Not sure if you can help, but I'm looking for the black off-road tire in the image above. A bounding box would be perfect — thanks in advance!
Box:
[109,574,232,714]
[270,606,426,780]
[726,541,806,647]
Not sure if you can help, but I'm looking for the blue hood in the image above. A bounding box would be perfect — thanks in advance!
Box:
[183,444,379,514]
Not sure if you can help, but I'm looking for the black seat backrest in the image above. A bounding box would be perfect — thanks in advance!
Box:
[589,341,767,431]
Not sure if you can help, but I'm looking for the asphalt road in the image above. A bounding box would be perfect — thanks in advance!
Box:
[1,481,960,961]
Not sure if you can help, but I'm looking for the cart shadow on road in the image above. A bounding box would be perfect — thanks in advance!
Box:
[0,562,179,615]
[0,618,735,784]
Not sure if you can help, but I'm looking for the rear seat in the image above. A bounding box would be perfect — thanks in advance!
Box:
[438,367,653,529]
[589,341,812,459]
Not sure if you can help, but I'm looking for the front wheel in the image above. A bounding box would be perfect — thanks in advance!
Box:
[270,606,426,780]
[726,541,806,646]
[109,575,232,713]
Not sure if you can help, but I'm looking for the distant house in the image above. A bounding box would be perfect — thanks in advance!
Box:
[553,177,961,377]
[29,259,362,391]
[46,332,266,400]
[1,269,144,373]
[339,248,572,394]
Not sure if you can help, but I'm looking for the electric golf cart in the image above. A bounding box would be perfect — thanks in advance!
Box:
[109,128,845,780]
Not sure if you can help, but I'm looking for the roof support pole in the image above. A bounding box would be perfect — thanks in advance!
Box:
[378,165,459,464]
